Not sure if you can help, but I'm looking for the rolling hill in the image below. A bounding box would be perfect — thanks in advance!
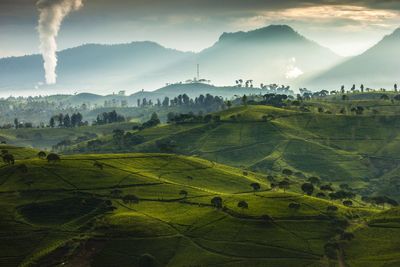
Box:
[62,101,400,202]
[1,146,396,267]
[310,27,400,90]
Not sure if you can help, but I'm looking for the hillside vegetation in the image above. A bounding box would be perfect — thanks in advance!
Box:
[1,146,396,267]
[69,102,400,202]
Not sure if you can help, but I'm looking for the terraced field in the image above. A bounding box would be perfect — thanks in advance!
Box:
[67,105,400,200]
[0,146,389,267]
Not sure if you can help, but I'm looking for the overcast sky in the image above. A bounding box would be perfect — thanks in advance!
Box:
[1,0,400,58]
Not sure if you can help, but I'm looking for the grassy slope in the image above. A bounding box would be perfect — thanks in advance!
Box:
[0,122,137,150]
[0,146,381,267]
[77,105,399,199]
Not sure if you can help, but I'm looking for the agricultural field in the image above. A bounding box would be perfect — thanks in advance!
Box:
[1,145,395,266]
[0,122,137,150]
[64,101,400,201]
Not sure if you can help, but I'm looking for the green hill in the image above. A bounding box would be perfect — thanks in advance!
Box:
[0,148,385,267]
[71,104,400,201]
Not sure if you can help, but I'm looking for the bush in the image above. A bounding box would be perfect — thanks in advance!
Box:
[211,197,223,209]
[138,253,157,267]
[47,153,61,163]
[326,205,338,212]
[288,203,300,210]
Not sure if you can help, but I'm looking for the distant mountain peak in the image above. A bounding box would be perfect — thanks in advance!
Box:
[218,24,303,43]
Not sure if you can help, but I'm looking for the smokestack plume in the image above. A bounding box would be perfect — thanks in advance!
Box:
[37,0,83,84]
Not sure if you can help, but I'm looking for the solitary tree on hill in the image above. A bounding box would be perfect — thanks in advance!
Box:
[301,183,314,196]
[47,153,60,163]
[278,180,290,192]
[250,183,261,194]
[2,153,15,165]
[179,190,188,198]
[138,253,157,267]
[211,197,223,209]
[238,200,249,212]
[37,151,47,159]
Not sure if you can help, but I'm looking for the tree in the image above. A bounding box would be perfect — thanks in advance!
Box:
[343,200,353,207]
[242,95,248,106]
[288,203,300,210]
[122,194,139,205]
[113,129,125,146]
[211,197,223,209]
[162,97,170,107]
[278,180,290,192]
[47,153,61,163]
[49,117,55,128]
[93,161,104,170]
[326,205,338,212]
[307,176,320,185]
[14,118,19,129]
[341,85,345,94]
[320,184,334,191]
[138,253,157,267]
[381,94,389,100]
[237,200,248,211]
[63,114,71,127]
[395,84,398,92]
[282,169,293,176]
[250,183,261,193]
[37,151,47,159]
[301,183,314,196]
[179,190,188,198]
[150,112,161,125]
[360,84,364,93]
[2,153,15,165]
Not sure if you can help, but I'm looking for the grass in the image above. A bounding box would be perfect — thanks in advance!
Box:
[71,103,398,202]
[0,147,382,267]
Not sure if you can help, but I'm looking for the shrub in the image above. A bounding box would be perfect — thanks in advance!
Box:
[47,153,61,163]
[326,205,338,212]
[138,253,157,267]
[288,203,300,210]
[211,197,223,209]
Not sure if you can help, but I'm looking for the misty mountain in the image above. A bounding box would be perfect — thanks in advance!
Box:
[309,28,400,90]
[0,42,193,95]
[194,25,341,86]
[0,25,341,96]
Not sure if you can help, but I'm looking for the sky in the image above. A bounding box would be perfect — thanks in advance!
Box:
[1,0,400,58]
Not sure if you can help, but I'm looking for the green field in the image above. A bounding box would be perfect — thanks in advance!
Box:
[1,145,393,267]
[1,95,400,266]
[61,104,400,201]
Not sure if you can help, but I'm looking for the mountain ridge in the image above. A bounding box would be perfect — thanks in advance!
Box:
[0,24,342,95]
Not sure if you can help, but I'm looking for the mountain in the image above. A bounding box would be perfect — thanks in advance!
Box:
[310,28,400,89]
[0,25,341,96]
[0,42,193,95]
[194,25,341,86]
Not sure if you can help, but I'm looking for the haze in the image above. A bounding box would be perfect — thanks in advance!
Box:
[1,0,400,58]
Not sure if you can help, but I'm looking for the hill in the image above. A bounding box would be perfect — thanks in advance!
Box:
[310,28,400,89]
[0,147,390,266]
[67,101,400,202]
[0,25,340,96]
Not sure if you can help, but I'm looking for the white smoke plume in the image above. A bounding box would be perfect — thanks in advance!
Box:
[37,0,83,84]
